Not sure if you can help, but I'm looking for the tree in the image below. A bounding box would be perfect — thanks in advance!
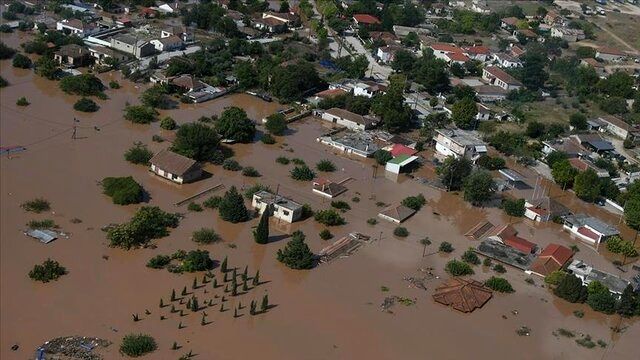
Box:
[171,122,220,161]
[374,150,393,165]
[160,116,177,130]
[182,250,215,272]
[439,241,454,253]
[107,206,179,249]
[600,96,628,115]
[314,209,345,226]
[485,277,514,293]
[73,97,99,112]
[218,186,249,223]
[371,75,412,133]
[445,260,474,276]
[401,194,426,211]
[569,113,587,130]
[277,231,315,269]
[316,159,336,172]
[124,105,157,124]
[59,74,104,96]
[102,176,144,205]
[261,294,269,311]
[551,159,578,189]
[554,273,587,303]
[476,155,505,170]
[461,249,480,265]
[437,156,472,191]
[140,85,173,109]
[624,196,640,233]
[253,207,270,244]
[544,270,567,286]
[526,121,546,139]
[450,98,478,130]
[503,198,525,217]
[265,113,287,135]
[192,228,220,244]
[598,71,635,98]
[463,170,495,205]
[412,51,450,94]
[546,151,568,168]
[574,169,600,202]
[519,44,548,90]
[0,41,16,59]
[120,334,157,357]
[290,165,315,181]
[12,53,31,68]
[269,61,322,103]
[215,107,256,143]
[617,285,638,317]
[124,142,153,165]
[29,258,67,282]
[605,236,638,257]
[586,281,617,314]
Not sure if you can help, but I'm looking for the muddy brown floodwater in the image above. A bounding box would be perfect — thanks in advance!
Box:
[1,32,639,359]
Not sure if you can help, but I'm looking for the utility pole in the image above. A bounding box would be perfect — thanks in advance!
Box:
[71,117,78,139]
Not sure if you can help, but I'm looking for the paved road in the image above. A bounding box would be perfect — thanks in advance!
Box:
[138,45,202,70]
[343,36,393,80]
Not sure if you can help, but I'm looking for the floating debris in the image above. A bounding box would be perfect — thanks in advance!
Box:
[37,336,111,360]
[516,326,531,336]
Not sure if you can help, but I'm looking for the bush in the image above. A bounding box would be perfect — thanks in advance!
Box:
[367,218,378,225]
[545,270,567,285]
[28,258,67,282]
[291,158,306,165]
[109,81,120,89]
[265,112,288,135]
[120,334,157,357]
[261,133,276,144]
[242,166,261,177]
[0,75,8,87]
[59,74,104,96]
[275,156,290,165]
[314,209,346,226]
[483,258,492,267]
[401,194,426,211]
[124,142,153,165]
[222,159,242,171]
[16,97,29,106]
[439,241,454,253]
[21,198,50,213]
[73,97,99,112]
[330,200,351,212]
[171,122,220,161]
[181,250,214,272]
[12,53,32,68]
[203,196,223,209]
[160,116,177,130]
[107,206,179,249]
[102,176,144,205]
[124,105,157,124]
[187,202,203,212]
[316,159,336,172]
[461,249,480,265]
[477,155,505,170]
[319,229,333,240]
[374,149,393,165]
[502,198,525,217]
[147,255,171,269]
[493,264,506,273]
[445,260,474,276]
[485,277,514,293]
[192,228,220,244]
[290,165,315,181]
[0,41,16,59]
[393,226,409,237]
[27,219,58,229]
[277,231,314,269]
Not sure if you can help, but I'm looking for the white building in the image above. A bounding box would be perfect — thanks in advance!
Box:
[567,260,636,296]
[482,66,523,91]
[492,53,522,68]
[433,129,487,161]
[563,214,619,245]
[353,81,386,98]
[252,190,302,223]
[149,150,202,184]
[150,35,184,52]
[550,27,585,42]
[56,19,99,37]
[320,108,377,131]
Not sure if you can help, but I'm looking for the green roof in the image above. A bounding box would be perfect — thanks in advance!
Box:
[388,154,411,165]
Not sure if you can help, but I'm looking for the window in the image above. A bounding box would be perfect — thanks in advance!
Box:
[282,210,290,216]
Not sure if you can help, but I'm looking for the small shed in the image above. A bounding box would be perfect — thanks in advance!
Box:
[149,150,201,184]
[25,229,58,244]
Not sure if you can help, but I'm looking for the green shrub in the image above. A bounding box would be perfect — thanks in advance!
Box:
[316,159,336,172]
[29,258,67,282]
[102,176,144,205]
[275,156,290,165]
[192,228,220,244]
[502,198,525,217]
[314,209,345,226]
[0,75,8,87]
[12,53,32,68]
[319,229,333,240]
[477,155,505,170]
[203,196,223,209]
[27,219,58,229]
[401,194,426,211]
[439,241,454,253]
[120,334,157,357]
[606,236,638,257]
[59,74,104,96]
[160,116,177,130]
[290,165,315,181]
[544,270,567,286]
[261,133,276,144]
[16,97,29,106]
[367,218,378,225]
[374,150,392,165]
[393,226,409,237]
[485,276,514,293]
[330,200,351,212]
[73,97,99,112]
[493,264,506,273]
[181,250,214,272]
[0,41,16,59]
[21,198,50,213]
[109,80,120,89]
[147,255,171,269]
[242,166,261,177]
[187,202,203,212]
[222,159,242,171]
[124,142,153,165]
[461,249,480,265]
[291,158,306,165]
[445,260,474,276]
[265,112,287,135]
[124,105,157,124]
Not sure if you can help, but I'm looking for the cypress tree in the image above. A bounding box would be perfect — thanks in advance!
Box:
[186,297,192,309]
[224,284,229,293]
[159,298,164,308]
[554,273,587,303]
[232,268,237,279]
[253,270,260,286]
[145,309,151,315]
[202,274,208,284]
[242,266,248,281]
[181,286,188,296]
[218,186,249,223]
[261,294,269,311]
[243,281,248,292]
[170,304,176,313]
[132,313,139,321]
[178,321,183,329]
[172,342,178,350]
[160,315,166,320]
[192,277,198,289]
[250,300,256,315]
[171,289,176,301]
[617,285,637,317]
[219,303,225,312]
[221,256,228,272]
[213,278,218,288]
[201,313,206,326]
[276,230,315,269]
[234,308,239,318]
[191,296,199,311]
[253,207,270,244]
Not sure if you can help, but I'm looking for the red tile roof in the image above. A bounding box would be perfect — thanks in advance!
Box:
[503,235,536,254]
[315,88,347,98]
[598,47,625,56]
[529,244,573,277]
[446,52,470,62]
[577,226,599,241]
[353,14,380,25]
[464,45,490,55]
[568,158,589,171]
[430,43,460,53]
[390,144,417,157]
[432,278,493,313]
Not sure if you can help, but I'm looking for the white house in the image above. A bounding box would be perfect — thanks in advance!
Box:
[433,129,487,161]
[492,53,522,68]
[476,103,491,121]
[353,81,387,98]
[567,260,636,296]
[429,43,461,62]
[550,26,585,42]
[56,19,99,37]
[463,45,491,62]
[597,115,638,140]
[482,66,523,91]
[320,108,376,131]
[252,190,302,223]
[563,214,619,245]
[149,150,202,184]
[376,45,402,63]
[158,2,179,13]
[150,35,183,52]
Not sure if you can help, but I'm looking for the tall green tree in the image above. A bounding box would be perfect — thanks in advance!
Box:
[253,206,270,244]
[586,281,617,314]
[171,122,220,161]
[276,231,314,269]
[574,169,600,203]
[218,186,249,223]
[551,159,578,189]
[463,170,495,206]
[371,75,412,133]
[554,273,587,303]
[436,156,472,191]
[215,107,256,143]
[617,285,638,317]
[451,97,478,130]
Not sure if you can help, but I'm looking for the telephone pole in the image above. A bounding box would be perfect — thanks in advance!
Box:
[71,117,78,139]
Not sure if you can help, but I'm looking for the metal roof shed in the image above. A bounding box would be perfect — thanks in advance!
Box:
[25,229,58,244]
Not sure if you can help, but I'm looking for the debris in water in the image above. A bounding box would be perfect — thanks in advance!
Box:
[37,336,111,360]
[516,326,531,336]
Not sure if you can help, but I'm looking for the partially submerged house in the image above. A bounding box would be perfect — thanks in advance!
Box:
[320,108,377,131]
[54,44,91,68]
[567,259,637,296]
[488,224,537,254]
[476,239,536,271]
[149,150,202,184]
[317,131,379,157]
[251,190,302,223]
[312,178,347,198]
[378,204,416,224]
[563,214,619,245]
[527,244,573,277]
[524,197,570,222]
[432,278,493,313]
[433,129,487,161]
[110,34,155,59]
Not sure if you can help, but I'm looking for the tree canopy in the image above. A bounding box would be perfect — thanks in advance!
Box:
[171,122,220,161]
[437,156,472,191]
[215,107,256,143]
[277,230,315,269]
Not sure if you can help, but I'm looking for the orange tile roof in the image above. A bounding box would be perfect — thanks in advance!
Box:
[433,278,493,313]
[353,14,380,24]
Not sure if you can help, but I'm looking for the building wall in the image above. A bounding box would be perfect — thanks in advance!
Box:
[353,87,373,98]
[251,196,301,223]
[321,112,365,131]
